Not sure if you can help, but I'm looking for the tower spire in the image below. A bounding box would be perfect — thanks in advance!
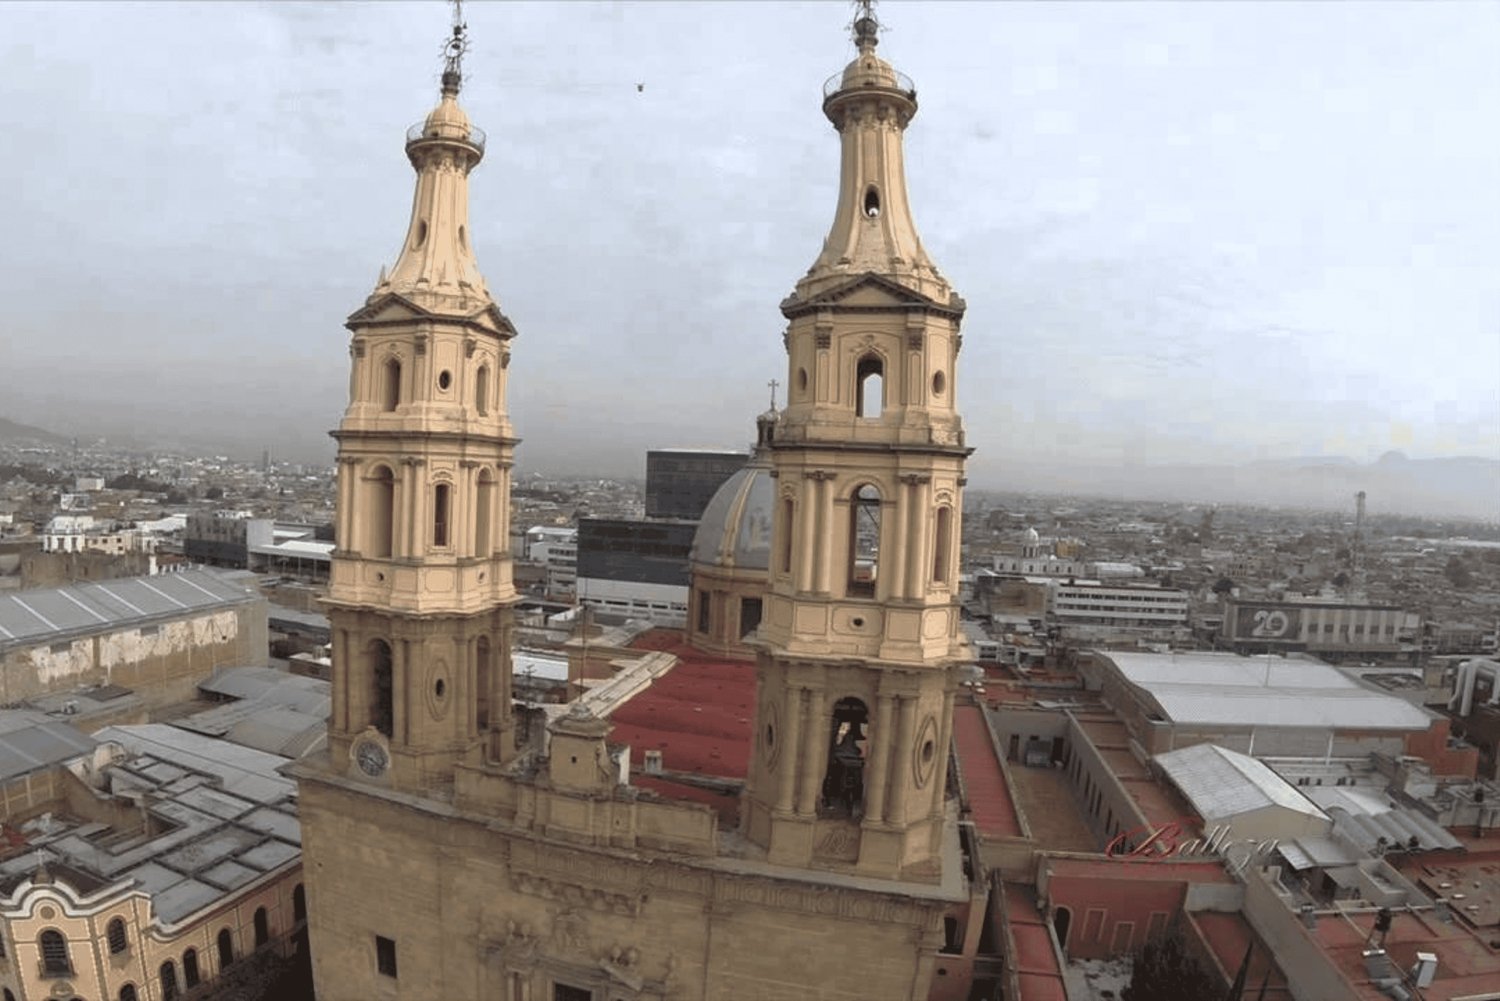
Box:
[372,0,492,310]
[791,1,951,302]
[442,0,468,96]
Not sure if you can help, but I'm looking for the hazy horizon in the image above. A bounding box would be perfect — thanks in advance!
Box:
[2,2,1496,485]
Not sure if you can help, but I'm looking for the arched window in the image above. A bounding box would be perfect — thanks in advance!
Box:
[370,639,394,738]
[933,506,953,584]
[3,990,12,1001]
[821,697,870,817]
[847,484,881,598]
[365,465,395,558]
[217,928,235,969]
[293,883,307,926]
[778,497,794,575]
[475,469,494,556]
[475,636,492,731]
[433,483,451,548]
[160,959,179,1000]
[856,354,883,418]
[183,948,200,988]
[254,906,269,948]
[119,986,138,1001]
[107,916,128,954]
[475,365,490,416]
[40,929,70,975]
[382,357,402,411]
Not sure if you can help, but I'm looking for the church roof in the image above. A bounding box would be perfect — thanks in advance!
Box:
[689,454,774,573]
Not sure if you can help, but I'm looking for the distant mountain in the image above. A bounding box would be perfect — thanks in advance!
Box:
[0,416,71,446]
[985,454,1500,522]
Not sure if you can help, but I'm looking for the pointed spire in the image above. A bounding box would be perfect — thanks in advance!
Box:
[373,1,491,311]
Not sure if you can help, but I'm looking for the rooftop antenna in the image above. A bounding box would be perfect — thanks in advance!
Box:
[442,0,469,95]
[1349,490,1367,598]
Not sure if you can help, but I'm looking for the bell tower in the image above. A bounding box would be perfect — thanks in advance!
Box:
[744,3,970,879]
[324,9,520,790]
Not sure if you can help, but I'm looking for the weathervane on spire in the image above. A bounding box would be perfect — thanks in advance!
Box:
[851,0,880,51]
[441,0,469,95]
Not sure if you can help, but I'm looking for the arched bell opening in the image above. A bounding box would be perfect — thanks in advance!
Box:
[821,696,871,818]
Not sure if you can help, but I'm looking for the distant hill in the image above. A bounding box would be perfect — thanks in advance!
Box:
[0,416,71,446]
[986,453,1500,522]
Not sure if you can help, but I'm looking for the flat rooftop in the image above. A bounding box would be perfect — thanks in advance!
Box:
[1101,651,1435,731]
[0,724,299,926]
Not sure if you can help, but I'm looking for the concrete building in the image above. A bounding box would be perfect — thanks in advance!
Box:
[0,721,305,1001]
[295,12,990,1001]
[575,518,695,628]
[0,570,268,716]
[1221,597,1419,662]
[1080,650,1465,762]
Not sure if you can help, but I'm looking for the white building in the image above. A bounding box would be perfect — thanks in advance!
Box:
[1045,578,1190,640]
[524,526,578,595]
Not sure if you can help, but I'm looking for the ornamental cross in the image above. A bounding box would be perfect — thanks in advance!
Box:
[768,379,780,410]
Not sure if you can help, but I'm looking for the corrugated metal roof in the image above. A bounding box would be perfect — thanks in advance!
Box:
[1105,651,1434,731]
[0,710,96,782]
[1156,742,1329,824]
[0,570,257,650]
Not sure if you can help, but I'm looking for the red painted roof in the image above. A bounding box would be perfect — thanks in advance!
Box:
[953,703,1024,838]
[1191,911,1292,998]
[1004,883,1068,1001]
[607,631,757,780]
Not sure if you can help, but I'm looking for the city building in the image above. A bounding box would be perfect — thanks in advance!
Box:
[0,720,305,1001]
[294,10,991,1001]
[575,518,695,627]
[1221,597,1420,662]
[1045,578,1191,642]
[0,570,268,716]
[644,449,747,521]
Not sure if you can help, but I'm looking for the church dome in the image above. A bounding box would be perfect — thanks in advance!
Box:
[690,455,774,572]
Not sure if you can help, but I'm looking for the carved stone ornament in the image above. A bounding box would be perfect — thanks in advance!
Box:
[550,908,590,956]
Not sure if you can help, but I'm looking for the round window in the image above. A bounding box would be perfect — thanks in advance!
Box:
[932,370,946,396]
[438,370,452,391]
[797,367,808,393]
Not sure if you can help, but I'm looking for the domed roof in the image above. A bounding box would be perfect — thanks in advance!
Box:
[1025,527,1040,543]
[690,454,774,572]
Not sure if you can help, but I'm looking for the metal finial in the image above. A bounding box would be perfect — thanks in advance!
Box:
[851,0,880,51]
[768,378,780,410]
[441,0,468,95]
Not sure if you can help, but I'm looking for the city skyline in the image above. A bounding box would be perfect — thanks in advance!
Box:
[2,1,1496,481]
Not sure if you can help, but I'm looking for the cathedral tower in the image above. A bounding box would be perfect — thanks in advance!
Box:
[744,4,971,879]
[323,17,519,789]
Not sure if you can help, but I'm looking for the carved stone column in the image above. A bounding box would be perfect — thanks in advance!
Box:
[796,686,827,816]
[864,693,895,822]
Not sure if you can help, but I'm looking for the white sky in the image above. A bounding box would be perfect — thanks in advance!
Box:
[1,1,1496,481]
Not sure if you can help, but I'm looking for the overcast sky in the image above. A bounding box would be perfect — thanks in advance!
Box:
[2,1,1496,483]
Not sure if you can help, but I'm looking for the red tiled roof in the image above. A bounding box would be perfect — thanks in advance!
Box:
[1004,884,1068,1001]
[953,704,1023,838]
[607,631,757,780]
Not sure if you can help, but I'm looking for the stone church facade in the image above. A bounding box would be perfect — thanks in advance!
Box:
[294,8,980,1000]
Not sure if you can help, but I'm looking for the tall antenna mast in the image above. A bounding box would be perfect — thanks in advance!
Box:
[442,0,469,95]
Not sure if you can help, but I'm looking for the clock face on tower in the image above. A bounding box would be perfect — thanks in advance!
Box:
[354,737,390,777]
